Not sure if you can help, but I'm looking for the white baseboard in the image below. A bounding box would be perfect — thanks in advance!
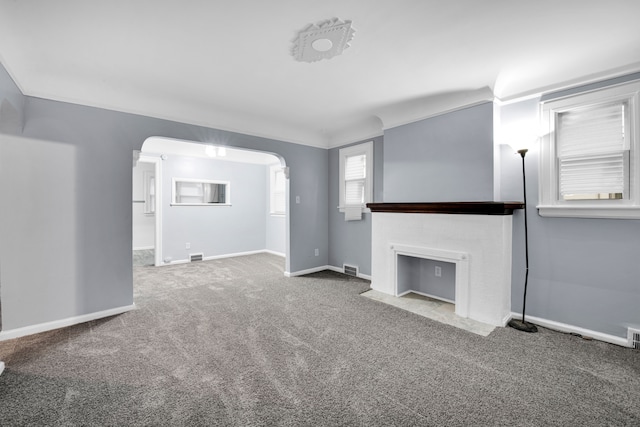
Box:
[165,259,190,265]
[285,264,372,280]
[501,313,512,328]
[285,265,329,277]
[203,250,265,262]
[165,249,285,266]
[325,266,342,275]
[0,304,136,342]
[263,250,286,258]
[133,246,154,251]
[510,312,630,348]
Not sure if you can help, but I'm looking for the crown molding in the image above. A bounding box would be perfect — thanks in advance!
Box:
[377,87,495,131]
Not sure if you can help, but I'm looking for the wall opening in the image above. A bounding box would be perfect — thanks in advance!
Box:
[133,137,288,273]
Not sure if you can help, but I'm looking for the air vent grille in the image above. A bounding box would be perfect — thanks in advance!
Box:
[343,264,358,277]
[629,328,640,349]
[189,253,204,262]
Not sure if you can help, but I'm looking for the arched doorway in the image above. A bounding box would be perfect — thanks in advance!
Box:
[133,137,289,271]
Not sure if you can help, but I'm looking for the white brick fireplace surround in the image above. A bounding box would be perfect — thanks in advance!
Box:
[368,202,524,327]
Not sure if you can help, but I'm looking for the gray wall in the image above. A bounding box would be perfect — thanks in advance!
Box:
[0,64,24,134]
[383,102,494,202]
[396,256,456,301]
[3,56,637,341]
[500,78,640,338]
[161,155,267,261]
[328,136,383,276]
[0,62,328,331]
[0,63,27,331]
[0,135,84,330]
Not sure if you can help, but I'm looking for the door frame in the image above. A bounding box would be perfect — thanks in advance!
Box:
[136,154,163,266]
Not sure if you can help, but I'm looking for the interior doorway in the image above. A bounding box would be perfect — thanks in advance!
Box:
[134,137,288,271]
[132,154,162,266]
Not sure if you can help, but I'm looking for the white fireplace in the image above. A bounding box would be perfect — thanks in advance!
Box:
[391,244,470,318]
[369,203,522,327]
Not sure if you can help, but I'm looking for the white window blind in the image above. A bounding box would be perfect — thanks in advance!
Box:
[338,141,373,214]
[270,167,286,215]
[344,153,366,206]
[557,101,629,200]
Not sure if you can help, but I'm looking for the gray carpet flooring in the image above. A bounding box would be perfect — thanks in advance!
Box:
[133,248,155,267]
[0,253,638,426]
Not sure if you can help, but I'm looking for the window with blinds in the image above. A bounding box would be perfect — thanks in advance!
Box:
[539,79,640,219]
[338,141,373,212]
[557,101,629,200]
[344,153,366,206]
[270,166,286,215]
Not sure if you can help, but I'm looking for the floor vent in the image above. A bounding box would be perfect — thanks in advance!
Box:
[189,253,204,262]
[343,264,359,277]
[629,328,640,349]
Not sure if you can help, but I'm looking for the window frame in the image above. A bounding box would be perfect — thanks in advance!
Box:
[539,80,640,219]
[269,165,286,216]
[338,141,374,212]
[171,178,231,206]
[143,170,156,215]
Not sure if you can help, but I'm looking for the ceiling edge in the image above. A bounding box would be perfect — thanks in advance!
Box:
[378,87,495,131]
[326,115,384,149]
[495,62,640,104]
[21,89,332,150]
[327,129,383,149]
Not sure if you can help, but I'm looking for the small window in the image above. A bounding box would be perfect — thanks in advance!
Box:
[539,80,640,219]
[172,178,230,206]
[270,165,286,215]
[338,141,373,212]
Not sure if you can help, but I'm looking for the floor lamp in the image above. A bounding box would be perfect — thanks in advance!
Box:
[508,148,538,333]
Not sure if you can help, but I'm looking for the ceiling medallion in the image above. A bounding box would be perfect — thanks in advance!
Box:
[292,18,355,63]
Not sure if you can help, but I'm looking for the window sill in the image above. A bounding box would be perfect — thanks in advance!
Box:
[337,205,371,213]
[170,203,232,207]
[537,205,640,219]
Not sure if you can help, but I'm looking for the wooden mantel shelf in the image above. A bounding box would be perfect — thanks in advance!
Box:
[366,202,524,215]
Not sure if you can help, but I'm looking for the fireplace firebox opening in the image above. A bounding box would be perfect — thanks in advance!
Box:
[397,255,456,303]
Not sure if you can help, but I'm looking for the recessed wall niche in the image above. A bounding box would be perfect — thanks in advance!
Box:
[396,255,456,303]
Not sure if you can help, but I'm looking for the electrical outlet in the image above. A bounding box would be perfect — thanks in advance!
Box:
[296,196,301,204]
[435,266,442,277]
[186,243,191,249]
[314,248,319,256]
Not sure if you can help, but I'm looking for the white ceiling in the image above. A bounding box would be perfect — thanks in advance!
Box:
[2,0,640,148]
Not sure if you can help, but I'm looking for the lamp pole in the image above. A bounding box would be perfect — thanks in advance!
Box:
[508,148,538,333]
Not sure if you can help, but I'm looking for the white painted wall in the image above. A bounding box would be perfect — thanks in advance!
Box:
[159,154,271,262]
[132,161,155,249]
[265,163,286,255]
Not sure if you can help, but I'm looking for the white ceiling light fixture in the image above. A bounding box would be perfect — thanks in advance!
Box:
[205,145,227,158]
[205,145,217,157]
[292,18,355,63]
